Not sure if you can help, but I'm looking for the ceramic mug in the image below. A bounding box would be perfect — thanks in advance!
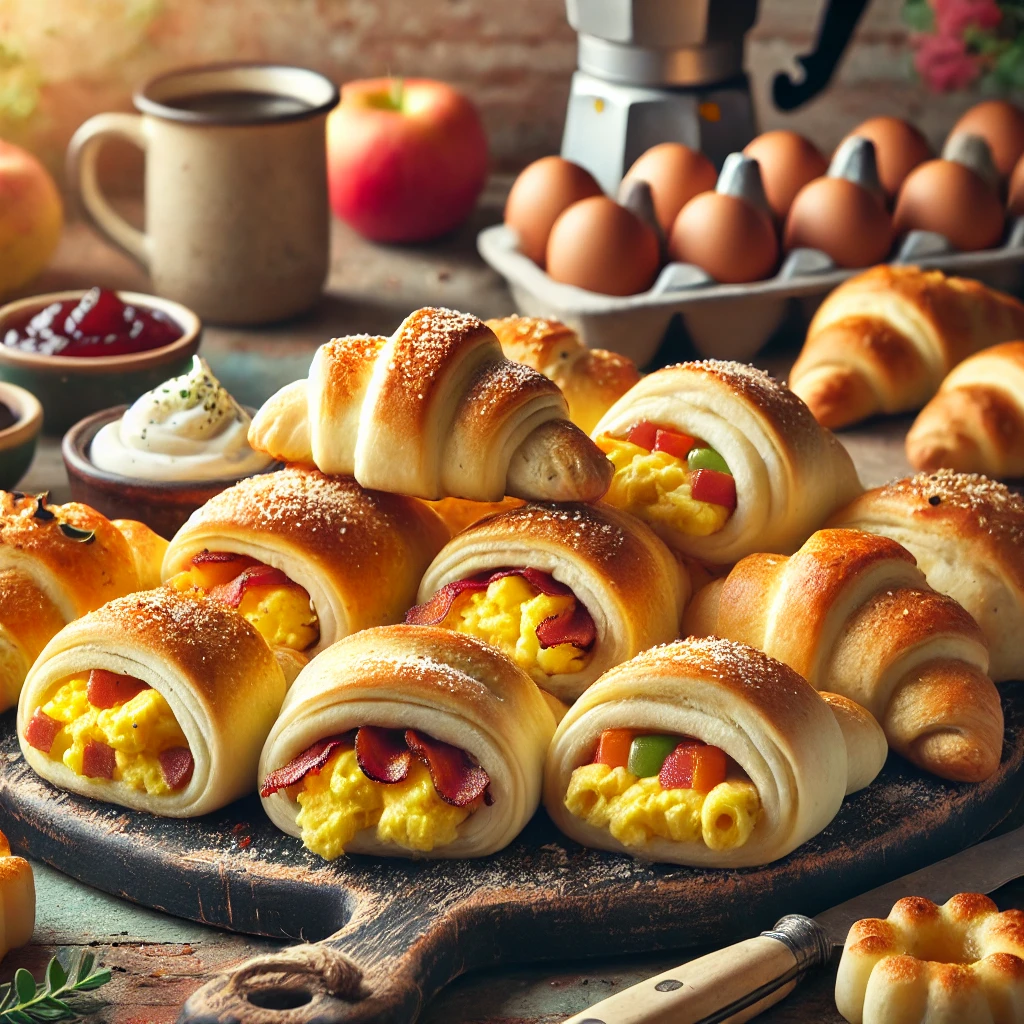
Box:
[67,63,339,325]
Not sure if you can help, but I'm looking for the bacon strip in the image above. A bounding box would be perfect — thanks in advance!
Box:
[191,550,248,566]
[210,564,292,609]
[24,710,61,753]
[81,740,116,779]
[355,726,412,784]
[87,669,150,709]
[159,747,195,790]
[405,567,595,650]
[259,732,355,797]
[405,729,490,808]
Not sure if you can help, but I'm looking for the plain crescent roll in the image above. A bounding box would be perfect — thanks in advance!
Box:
[543,636,876,868]
[591,360,862,565]
[259,624,558,859]
[828,470,1024,683]
[18,588,287,817]
[248,307,613,503]
[410,501,689,701]
[683,528,1004,783]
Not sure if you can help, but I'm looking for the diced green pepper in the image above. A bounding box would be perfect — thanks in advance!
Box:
[627,734,678,777]
[687,446,731,475]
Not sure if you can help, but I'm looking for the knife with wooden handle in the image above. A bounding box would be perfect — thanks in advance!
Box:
[562,822,1024,1024]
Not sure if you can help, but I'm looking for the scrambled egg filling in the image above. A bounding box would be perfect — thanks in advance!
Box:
[565,762,760,851]
[444,575,589,682]
[42,676,188,796]
[295,748,480,860]
[596,438,732,537]
[168,560,319,651]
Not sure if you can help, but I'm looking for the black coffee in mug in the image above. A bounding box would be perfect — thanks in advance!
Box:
[167,90,314,121]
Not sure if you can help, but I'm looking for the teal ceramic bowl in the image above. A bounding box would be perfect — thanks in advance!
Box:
[0,290,202,435]
[0,381,43,490]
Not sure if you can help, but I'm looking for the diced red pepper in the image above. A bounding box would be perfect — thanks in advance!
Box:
[626,421,659,450]
[659,741,727,793]
[81,740,116,779]
[653,428,696,461]
[593,729,634,769]
[691,468,737,511]
[87,669,150,709]
[159,747,194,790]
[24,710,61,753]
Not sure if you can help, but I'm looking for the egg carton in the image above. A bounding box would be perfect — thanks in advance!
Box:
[478,136,1024,368]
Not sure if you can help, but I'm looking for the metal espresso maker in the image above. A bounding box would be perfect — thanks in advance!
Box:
[561,0,871,195]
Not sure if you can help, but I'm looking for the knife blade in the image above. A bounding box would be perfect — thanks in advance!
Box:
[562,822,1024,1024]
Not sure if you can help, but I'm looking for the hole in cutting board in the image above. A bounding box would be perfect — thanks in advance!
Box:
[247,988,313,1010]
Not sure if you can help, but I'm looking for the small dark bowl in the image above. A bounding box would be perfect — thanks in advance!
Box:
[0,290,202,436]
[62,405,274,538]
[0,381,43,490]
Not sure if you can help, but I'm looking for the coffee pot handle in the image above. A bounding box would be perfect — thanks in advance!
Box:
[66,113,150,269]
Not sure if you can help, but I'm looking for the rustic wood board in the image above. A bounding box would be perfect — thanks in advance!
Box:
[1,692,1023,1024]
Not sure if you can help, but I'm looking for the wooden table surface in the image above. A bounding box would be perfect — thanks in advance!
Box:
[3,197,1015,1024]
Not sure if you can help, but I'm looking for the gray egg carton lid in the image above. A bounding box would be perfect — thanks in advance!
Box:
[477,216,1024,368]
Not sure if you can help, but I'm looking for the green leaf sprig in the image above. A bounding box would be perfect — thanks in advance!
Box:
[0,952,111,1023]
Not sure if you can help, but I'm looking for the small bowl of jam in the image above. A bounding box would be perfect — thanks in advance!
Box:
[0,288,201,435]
[0,380,43,489]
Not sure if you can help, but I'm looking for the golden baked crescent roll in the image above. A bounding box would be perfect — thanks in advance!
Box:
[591,360,862,566]
[258,624,557,860]
[486,315,642,434]
[828,470,1024,683]
[162,467,449,673]
[425,496,524,535]
[790,266,1024,430]
[409,502,688,701]
[906,341,1024,478]
[248,308,613,503]
[0,492,167,711]
[683,528,1003,782]
[543,637,881,868]
[19,589,286,817]
[0,829,33,963]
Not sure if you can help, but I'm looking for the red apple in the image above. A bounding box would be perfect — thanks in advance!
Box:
[327,77,489,243]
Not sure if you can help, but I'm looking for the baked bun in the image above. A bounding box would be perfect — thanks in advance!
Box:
[0,829,33,963]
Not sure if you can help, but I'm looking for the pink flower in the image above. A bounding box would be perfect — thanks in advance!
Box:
[912,32,983,91]
[930,0,1001,38]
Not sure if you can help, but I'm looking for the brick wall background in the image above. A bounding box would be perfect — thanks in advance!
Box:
[0,0,1013,192]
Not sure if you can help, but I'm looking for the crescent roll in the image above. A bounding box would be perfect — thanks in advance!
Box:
[544,637,883,868]
[0,491,167,711]
[426,496,525,535]
[247,307,613,503]
[829,470,1024,682]
[407,502,689,701]
[486,315,642,434]
[258,624,558,860]
[683,528,1004,782]
[162,467,449,672]
[19,588,287,817]
[590,361,862,566]
[906,341,1024,478]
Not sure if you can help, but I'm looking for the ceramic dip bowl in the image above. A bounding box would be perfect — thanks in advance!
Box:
[0,381,43,490]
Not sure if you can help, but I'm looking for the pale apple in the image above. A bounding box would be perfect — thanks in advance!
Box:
[0,141,62,296]
[327,78,488,243]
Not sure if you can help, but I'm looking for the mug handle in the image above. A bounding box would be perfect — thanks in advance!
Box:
[66,112,150,269]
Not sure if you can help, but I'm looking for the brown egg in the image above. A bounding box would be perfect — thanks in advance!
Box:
[505,156,603,266]
[742,131,828,220]
[894,159,1004,251]
[621,143,717,234]
[839,117,931,201]
[951,100,1024,179]
[668,193,778,284]
[784,178,893,268]
[1009,152,1024,216]
[546,196,661,296]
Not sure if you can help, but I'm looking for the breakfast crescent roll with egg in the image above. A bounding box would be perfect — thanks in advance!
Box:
[590,361,862,566]
[407,502,689,702]
[18,588,286,817]
[544,637,885,868]
[258,624,558,860]
[247,307,613,503]
[683,528,1004,783]
[162,467,449,677]
[0,491,167,713]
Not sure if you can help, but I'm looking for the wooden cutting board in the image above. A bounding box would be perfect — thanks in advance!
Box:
[1,692,1023,1024]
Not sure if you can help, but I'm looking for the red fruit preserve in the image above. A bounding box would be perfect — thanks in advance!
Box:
[2,288,183,358]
